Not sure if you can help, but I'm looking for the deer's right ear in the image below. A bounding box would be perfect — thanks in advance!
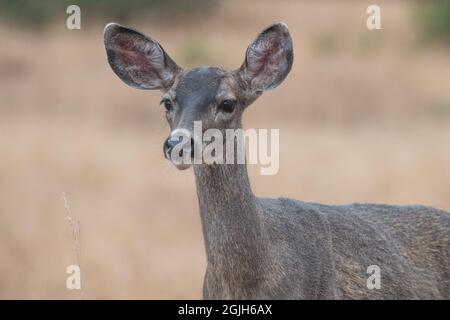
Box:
[237,22,293,93]
[103,23,181,90]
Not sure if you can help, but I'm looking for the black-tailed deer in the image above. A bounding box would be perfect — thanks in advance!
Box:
[104,22,450,299]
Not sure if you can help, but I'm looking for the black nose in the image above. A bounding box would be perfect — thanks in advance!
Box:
[163,136,195,160]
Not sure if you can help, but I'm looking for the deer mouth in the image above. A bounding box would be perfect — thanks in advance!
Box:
[171,162,192,170]
[164,128,204,170]
[163,146,193,170]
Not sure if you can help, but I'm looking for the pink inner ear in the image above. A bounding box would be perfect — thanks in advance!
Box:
[115,34,163,82]
[248,34,285,78]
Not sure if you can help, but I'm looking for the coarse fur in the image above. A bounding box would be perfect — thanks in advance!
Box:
[104,22,450,299]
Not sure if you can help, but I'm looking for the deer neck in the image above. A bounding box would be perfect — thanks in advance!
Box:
[193,162,268,282]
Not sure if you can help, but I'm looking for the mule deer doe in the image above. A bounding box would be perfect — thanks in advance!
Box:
[104,22,450,299]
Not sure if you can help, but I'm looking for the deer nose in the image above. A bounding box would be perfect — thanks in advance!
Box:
[164,136,181,151]
[163,130,195,161]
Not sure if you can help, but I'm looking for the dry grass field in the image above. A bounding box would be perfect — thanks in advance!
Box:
[0,1,449,299]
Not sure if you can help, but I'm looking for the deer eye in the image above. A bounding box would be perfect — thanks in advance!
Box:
[218,99,236,113]
[160,98,173,112]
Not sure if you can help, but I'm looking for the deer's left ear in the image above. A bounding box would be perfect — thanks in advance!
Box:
[237,22,293,92]
[104,23,181,90]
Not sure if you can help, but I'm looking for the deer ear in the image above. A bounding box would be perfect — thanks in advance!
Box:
[104,23,181,90]
[238,22,293,92]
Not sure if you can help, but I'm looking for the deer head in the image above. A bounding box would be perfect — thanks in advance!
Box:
[104,22,293,169]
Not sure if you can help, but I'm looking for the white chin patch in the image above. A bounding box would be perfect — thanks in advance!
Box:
[172,162,192,170]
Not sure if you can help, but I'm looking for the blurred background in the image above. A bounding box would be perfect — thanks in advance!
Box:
[0,0,449,299]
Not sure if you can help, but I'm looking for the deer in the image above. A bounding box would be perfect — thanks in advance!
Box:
[103,22,450,299]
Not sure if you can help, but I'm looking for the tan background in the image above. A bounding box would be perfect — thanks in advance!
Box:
[0,0,449,298]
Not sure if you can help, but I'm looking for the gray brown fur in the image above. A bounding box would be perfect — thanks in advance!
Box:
[103,22,450,299]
